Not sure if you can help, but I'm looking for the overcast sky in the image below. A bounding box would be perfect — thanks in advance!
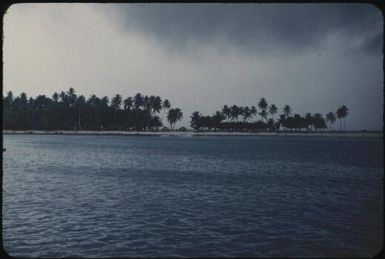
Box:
[3,3,383,130]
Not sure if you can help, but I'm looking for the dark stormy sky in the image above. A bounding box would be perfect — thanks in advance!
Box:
[3,3,383,130]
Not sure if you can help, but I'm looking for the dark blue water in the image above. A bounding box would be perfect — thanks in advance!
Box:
[2,134,383,257]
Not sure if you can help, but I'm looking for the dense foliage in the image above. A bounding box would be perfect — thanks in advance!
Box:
[190,98,349,132]
[3,88,183,131]
[3,89,349,132]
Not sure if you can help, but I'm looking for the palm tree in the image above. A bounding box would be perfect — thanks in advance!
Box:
[101,96,109,106]
[325,112,336,130]
[142,95,152,131]
[68,87,75,96]
[337,105,349,131]
[167,108,183,130]
[283,105,292,118]
[59,91,67,104]
[133,93,144,130]
[75,95,86,130]
[258,109,268,123]
[230,105,240,123]
[152,96,162,115]
[134,93,144,109]
[5,91,13,103]
[341,105,349,131]
[52,92,59,102]
[305,112,313,130]
[161,99,171,121]
[190,111,202,131]
[268,104,278,121]
[212,111,225,131]
[242,106,252,122]
[111,94,122,124]
[123,97,133,111]
[250,106,257,121]
[123,97,133,130]
[267,118,275,132]
[222,105,231,122]
[100,96,110,130]
[313,113,327,131]
[258,98,268,121]
[67,87,77,108]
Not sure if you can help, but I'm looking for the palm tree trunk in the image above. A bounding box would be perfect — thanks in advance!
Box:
[78,113,81,130]
[135,110,139,131]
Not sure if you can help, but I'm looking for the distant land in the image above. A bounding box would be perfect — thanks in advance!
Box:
[4,88,354,133]
[2,130,382,138]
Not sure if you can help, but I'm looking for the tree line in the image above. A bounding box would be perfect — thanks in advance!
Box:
[3,88,183,131]
[190,98,349,132]
[3,90,349,132]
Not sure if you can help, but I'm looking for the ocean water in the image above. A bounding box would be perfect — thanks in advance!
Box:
[2,134,383,257]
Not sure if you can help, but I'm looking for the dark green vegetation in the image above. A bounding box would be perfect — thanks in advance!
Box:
[3,88,183,131]
[190,98,349,132]
[3,89,349,132]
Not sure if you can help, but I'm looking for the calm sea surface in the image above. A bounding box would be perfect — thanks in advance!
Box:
[2,134,383,257]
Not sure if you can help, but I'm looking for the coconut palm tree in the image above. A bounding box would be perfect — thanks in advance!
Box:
[133,93,144,130]
[67,87,77,108]
[258,98,268,121]
[340,105,349,131]
[250,106,257,121]
[337,105,349,131]
[190,111,202,131]
[123,97,133,130]
[101,96,109,106]
[212,111,225,131]
[75,95,86,130]
[222,105,231,122]
[230,105,240,123]
[325,112,336,130]
[305,112,313,130]
[313,113,327,131]
[283,105,292,118]
[167,108,183,130]
[258,109,268,123]
[142,95,152,130]
[152,96,162,115]
[161,99,171,121]
[5,91,13,103]
[268,104,278,121]
[100,96,110,130]
[336,108,343,131]
[52,92,59,102]
[267,118,275,132]
[134,93,144,109]
[123,97,133,111]
[242,106,252,122]
[111,94,122,124]
[59,91,67,104]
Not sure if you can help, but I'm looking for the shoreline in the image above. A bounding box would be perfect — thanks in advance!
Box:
[2,130,382,137]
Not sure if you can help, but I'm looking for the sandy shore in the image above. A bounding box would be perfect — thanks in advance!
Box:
[2,130,382,137]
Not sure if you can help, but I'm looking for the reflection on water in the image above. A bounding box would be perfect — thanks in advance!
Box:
[2,135,383,257]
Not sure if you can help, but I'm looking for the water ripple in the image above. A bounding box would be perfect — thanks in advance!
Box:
[3,135,383,257]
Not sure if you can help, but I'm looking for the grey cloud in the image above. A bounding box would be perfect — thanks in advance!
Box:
[116,3,382,55]
[4,3,383,130]
[362,30,383,54]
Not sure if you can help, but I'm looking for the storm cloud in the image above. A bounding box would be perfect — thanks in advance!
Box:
[115,4,382,56]
[3,3,383,130]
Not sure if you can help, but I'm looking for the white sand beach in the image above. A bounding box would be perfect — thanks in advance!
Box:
[2,130,382,137]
